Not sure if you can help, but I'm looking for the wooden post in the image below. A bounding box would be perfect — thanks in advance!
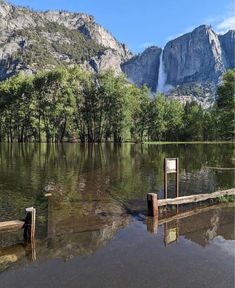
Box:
[164,159,168,199]
[176,158,179,198]
[164,158,179,199]
[147,193,158,217]
[23,207,36,243]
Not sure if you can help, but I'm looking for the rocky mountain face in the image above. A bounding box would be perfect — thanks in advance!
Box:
[163,25,225,86]
[0,1,132,80]
[219,30,235,69]
[121,46,162,92]
[0,2,234,106]
[123,25,234,106]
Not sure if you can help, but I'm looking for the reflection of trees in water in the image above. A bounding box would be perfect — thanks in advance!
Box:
[0,143,234,270]
[0,190,130,272]
[0,143,233,223]
[1,204,234,273]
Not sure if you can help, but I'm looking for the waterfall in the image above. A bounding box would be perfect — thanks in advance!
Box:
[157,50,173,93]
[157,50,166,93]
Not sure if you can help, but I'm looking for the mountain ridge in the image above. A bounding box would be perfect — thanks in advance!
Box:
[0,1,234,107]
[123,24,234,107]
[0,1,132,79]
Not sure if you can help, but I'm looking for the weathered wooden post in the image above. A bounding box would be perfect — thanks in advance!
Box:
[176,158,179,198]
[147,193,158,217]
[23,207,36,243]
[164,158,179,199]
[164,159,168,199]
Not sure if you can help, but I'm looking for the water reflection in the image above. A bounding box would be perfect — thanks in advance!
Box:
[0,143,234,279]
[0,187,130,272]
[146,204,234,247]
[0,201,234,274]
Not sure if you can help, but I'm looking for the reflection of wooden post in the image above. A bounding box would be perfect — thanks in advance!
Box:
[147,193,158,217]
[23,207,36,243]
[146,216,159,234]
[31,238,36,262]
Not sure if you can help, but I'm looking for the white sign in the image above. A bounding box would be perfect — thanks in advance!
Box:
[166,158,177,173]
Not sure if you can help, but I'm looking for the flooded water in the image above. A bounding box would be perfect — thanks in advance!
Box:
[0,143,234,287]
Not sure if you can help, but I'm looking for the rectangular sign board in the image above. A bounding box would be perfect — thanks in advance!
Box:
[165,158,177,173]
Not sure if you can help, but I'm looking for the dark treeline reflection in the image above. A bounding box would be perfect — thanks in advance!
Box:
[0,143,234,276]
[0,143,234,222]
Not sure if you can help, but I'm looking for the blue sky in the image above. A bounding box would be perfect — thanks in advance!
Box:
[9,0,235,53]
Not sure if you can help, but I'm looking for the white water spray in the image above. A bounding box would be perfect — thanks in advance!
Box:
[157,50,174,93]
[157,51,166,92]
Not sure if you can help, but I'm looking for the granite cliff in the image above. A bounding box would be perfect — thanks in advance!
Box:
[123,25,234,106]
[219,30,235,69]
[121,46,162,92]
[0,1,234,106]
[0,1,132,80]
[162,25,225,86]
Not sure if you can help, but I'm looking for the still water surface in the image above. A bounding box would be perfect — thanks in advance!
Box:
[0,143,234,287]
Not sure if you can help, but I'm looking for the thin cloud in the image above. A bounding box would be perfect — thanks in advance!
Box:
[205,4,235,34]
[216,16,235,32]
[166,5,235,44]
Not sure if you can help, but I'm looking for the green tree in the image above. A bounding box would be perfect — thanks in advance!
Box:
[129,85,150,142]
[147,93,167,141]
[216,70,235,140]
[165,100,184,141]
[182,101,204,141]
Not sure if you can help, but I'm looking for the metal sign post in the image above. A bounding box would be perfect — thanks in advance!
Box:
[164,158,179,199]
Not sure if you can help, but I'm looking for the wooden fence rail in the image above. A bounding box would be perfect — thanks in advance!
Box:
[158,189,235,206]
[0,220,24,232]
[147,189,235,217]
[0,207,36,242]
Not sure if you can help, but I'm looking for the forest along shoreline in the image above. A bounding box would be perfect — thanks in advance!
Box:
[0,68,234,143]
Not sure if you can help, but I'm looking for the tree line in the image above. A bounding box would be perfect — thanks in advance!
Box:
[0,67,234,143]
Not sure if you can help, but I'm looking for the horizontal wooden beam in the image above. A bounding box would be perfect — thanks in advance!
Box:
[0,220,24,232]
[158,188,235,207]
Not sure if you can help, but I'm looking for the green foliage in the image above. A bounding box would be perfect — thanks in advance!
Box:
[147,93,167,141]
[182,101,204,141]
[216,195,235,203]
[0,67,233,143]
[10,22,105,70]
[165,99,184,141]
[216,69,235,140]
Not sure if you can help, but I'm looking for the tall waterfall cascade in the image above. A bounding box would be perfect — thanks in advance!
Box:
[157,50,174,93]
[157,51,166,92]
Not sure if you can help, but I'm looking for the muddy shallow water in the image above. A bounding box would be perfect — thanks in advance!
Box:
[0,143,234,287]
